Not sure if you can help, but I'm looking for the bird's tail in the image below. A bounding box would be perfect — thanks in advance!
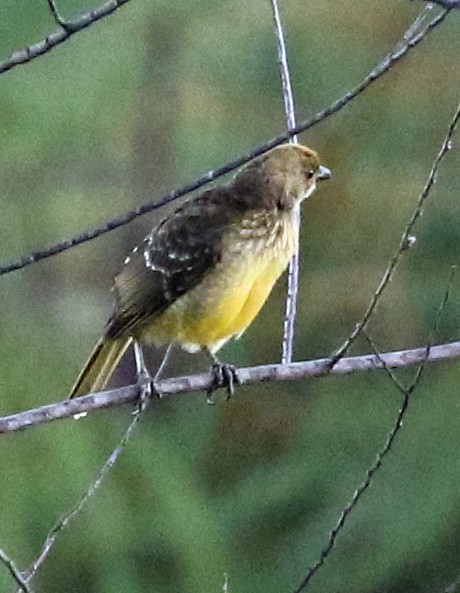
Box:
[69,336,133,399]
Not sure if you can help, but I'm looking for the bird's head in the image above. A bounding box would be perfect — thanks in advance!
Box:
[234,143,331,210]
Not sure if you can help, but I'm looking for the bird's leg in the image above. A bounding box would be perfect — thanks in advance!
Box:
[133,342,171,411]
[206,350,241,403]
[133,341,153,411]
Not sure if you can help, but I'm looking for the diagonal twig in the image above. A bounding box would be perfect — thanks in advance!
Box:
[291,267,455,593]
[0,6,451,278]
[19,344,172,587]
[406,265,456,392]
[0,549,32,593]
[0,0,133,75]
[20,407,144,587]
[291,391,411,593]
[329,97,460,368]
[46,0,70,30]
[420,0,460,7]
[364,267,455,397]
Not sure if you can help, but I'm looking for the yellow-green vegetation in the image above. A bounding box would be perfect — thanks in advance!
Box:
[0,1,459,592]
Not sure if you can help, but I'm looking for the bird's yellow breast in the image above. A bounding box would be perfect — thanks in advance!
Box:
[140,209,298,353]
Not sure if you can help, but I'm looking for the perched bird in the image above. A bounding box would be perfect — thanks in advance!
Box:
[69,143,330,399]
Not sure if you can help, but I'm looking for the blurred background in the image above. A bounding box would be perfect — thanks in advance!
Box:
[1,1,460,591]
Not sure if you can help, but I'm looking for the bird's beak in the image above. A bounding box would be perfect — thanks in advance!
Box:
[317,165,331,180]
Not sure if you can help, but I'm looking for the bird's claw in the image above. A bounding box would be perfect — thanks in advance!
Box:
[135,369,160,414]
[207,363,241,403]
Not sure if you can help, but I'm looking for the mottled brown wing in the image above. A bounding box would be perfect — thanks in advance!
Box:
[105,186,245,340]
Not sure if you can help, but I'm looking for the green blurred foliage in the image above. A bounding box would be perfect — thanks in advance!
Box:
[0,1,459,592]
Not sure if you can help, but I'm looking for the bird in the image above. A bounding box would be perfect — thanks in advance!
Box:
[69,143,331,400]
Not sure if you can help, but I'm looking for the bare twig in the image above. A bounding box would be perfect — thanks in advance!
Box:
[0,7,451,278]
[330,98,460,367]
[290,128,458,590]
[420,0,460,7]
[6,273,456,585]
[270,0,301,365]
[392,3,437,58]
[0,549,32,593]
[407,265,456,392]
[364,268,455,396]
[46,0,68,29]
[0,0,133,75]
[270,0,298,144]
[18,344,172,587]
[291,267,455,592]
[20,407,144,588]
[2,340,460,435]
[292,391,410,593]
[364,331,409,392]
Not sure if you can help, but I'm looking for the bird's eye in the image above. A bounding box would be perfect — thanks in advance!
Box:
[305,170,315,180]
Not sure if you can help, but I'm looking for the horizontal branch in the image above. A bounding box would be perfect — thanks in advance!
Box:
[1,340,459,435]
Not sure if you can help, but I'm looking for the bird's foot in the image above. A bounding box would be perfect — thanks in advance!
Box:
[207,362,241,404]
[133,341,162,414]
[135,368,160,414]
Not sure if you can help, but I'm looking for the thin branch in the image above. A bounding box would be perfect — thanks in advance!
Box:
[422,0,460,7]
[281,1,437,366]
[19,344,171,587]
[290,130,459,590]
[292,391,410,593]
[270,0,298,143]
[407,265,456,392]
[364,331,409,393]
[392,3,437,58]
[270,0,300,365]
[0,7,451,278]
[330,98,460,367]
[2,340,460,435]
[292,267,455,592]
[363,266,455,398]
[20,407,145,587]
[46,0,68,29]
[283,257,301,364]
[5,276,457,585]
[0,549,32,593]
[0,0,133,75]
